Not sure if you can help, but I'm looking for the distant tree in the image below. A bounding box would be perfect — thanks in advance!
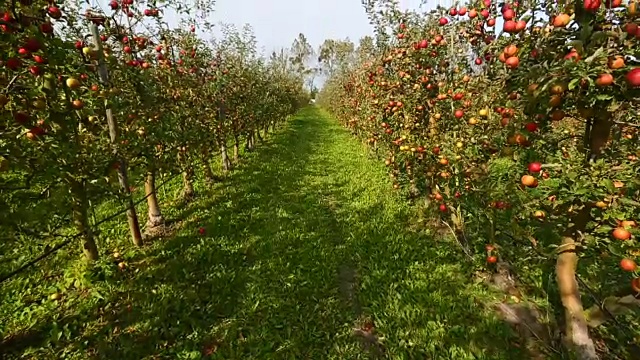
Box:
[317,38,355,77]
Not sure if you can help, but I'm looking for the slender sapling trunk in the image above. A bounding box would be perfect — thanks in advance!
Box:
[70,180,99,260]
[144,168,164,229]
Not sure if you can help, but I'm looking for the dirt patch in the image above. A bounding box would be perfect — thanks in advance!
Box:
[338,264,361,315]
[338,264,386,357]
[476,263,561,359]
[494,301,557,359]
[352,320,385,358]
[142,220,180,242]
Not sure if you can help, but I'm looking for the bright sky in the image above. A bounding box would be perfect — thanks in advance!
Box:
[209,0,427,56]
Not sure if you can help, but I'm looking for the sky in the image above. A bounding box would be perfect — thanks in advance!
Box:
[208,0,425,56]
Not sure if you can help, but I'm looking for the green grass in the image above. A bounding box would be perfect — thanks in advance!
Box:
[1,106,524,359]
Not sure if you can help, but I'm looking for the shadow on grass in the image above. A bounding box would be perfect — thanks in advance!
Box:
[2,107,527,359]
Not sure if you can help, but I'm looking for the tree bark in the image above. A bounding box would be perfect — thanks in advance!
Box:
[182,167,195,200]
[406,166,419,199]
[201,147,215,186]
[556,207,598,360]
[256,128,263,143]
[70,180,99,261]
[247,130,255,151]
[177,150,195,200]
[553,110,611,360]
[90,24,142,247]
[220,140,232,173]
[109,159,143,247]
[144,169,164,229]
[233,134,240,163]
[429,115,438,137]
[588,112,612,160]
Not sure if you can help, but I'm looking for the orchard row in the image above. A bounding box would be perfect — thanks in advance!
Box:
[1,1,308,262]
[319,0,639,358]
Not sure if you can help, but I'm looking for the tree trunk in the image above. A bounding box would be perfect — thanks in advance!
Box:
[553,110,611,360]
[182,167,195,200]
[588,112,612,161]
[406,166,419,199]
[256,128,263,143]
[116,159,143,247]
[90,25,142,247]
[220,140,232,172]
[201,147,215,186]
[248,130,255,151]
[556,207,598,360]
[429,115,438,137]
[202,159,214,186]
[144,169,164,229]
[70,180,99,261]
[177,150,195,200]
[233,134,240,163]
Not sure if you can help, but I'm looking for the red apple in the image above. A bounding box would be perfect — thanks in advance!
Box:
[584,0,602,11]
[48,6,62,19]
[564,49,581,61]
[503,8,515,20]
[14,111,29,124]
[626,68,640,87]
[605,0,622,8]
[528,162,542,173]
[503,20,516,32]
[33,55,46,64]
[24,38,41,52]
[5,57,21,70]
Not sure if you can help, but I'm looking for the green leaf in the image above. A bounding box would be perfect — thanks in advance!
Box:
[568,78,581,90]
[599,179,615,193]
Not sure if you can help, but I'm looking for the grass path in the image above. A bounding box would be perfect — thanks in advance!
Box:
[3,107,525,359]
